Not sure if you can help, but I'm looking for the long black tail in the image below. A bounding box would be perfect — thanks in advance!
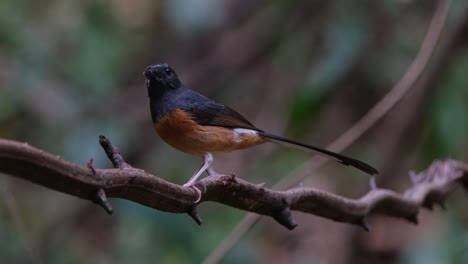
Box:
[258,132,378,176]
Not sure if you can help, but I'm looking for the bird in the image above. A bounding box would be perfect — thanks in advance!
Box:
[144,63,378,202]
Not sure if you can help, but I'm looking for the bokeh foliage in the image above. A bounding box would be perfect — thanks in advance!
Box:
[1,0,468,263]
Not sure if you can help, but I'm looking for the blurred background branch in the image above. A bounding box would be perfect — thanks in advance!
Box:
[206,0,452,262]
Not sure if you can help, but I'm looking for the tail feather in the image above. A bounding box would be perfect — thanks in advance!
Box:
[258,132,378,176]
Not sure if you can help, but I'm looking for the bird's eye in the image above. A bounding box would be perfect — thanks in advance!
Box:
[165,68,172,75]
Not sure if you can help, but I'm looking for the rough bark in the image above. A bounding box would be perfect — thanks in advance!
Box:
[0,136,466,230]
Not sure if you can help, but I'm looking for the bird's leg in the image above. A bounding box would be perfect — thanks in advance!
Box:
[183,153,213,202]
[184,153,213,185]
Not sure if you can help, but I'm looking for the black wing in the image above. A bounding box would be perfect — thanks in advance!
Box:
[193,101,261,131]
[177,89,260,130]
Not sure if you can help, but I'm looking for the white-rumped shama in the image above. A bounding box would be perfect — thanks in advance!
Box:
[144,63,378,201]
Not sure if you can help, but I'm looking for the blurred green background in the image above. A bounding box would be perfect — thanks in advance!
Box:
[1,0,468,263]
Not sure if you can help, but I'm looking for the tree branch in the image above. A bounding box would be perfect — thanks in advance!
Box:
[0,136,466,230]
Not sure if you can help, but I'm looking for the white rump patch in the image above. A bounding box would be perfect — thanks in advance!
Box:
[233,128,258,143]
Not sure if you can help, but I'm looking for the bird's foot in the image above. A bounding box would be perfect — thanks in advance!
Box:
[183,183,202,203]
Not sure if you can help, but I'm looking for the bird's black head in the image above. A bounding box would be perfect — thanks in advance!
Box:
[144,63,182,92]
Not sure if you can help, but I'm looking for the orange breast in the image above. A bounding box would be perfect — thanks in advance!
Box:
[154,109,266,156]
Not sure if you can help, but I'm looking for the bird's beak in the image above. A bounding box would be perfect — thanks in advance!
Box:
[143,70,153,79]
